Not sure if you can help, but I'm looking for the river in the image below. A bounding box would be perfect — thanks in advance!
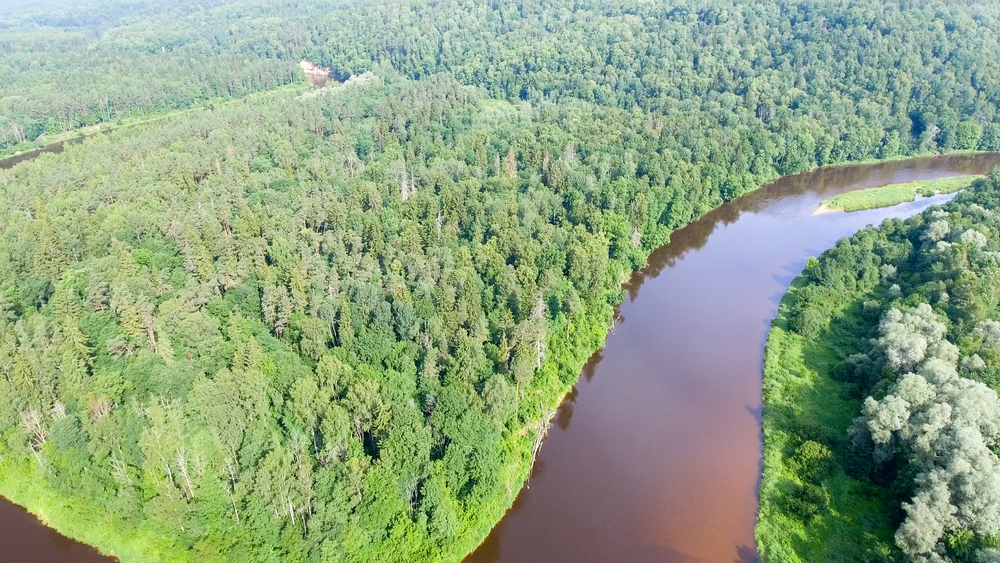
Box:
[465,153,1000,563]
[0,136,88,170]
[0,153,998,562]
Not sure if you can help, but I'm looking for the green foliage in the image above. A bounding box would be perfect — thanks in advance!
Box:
[760,173,1000,563]
[0,72,630,562]
[781,482,830,522]
[818,177,981,213]
[3,0,1000,561]
[789,441,834,482]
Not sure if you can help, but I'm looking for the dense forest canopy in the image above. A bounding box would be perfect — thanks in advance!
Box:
[3,0,1000,562]
[5,0,1000,163]
[759,174,1000,563]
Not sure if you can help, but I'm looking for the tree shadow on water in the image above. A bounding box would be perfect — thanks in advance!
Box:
[554,386,578,430]
[582,350,604,383]
[735,544,760,563]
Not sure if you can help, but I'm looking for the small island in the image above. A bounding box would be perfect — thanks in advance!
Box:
[813,175,982,214]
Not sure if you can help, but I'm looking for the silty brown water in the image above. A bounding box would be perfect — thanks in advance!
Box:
[0,152,997,562]
[465,153,1000,563]
[0,499,115,563]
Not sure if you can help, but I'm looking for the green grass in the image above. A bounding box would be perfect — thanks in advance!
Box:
[756,279,899,563]
[816,175,981,213]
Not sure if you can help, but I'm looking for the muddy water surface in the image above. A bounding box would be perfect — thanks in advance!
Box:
[0,499,113,563]
[0,153,998,562]
[1,138,115,563]
[466,154,1000,563]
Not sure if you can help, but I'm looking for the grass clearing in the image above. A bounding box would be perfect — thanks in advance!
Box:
[814,175,981,214]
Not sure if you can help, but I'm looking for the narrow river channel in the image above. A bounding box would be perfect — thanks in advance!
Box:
[0,136,87,170]
[1,152,998,562]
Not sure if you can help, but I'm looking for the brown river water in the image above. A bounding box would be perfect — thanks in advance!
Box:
[0,152,998,562]
[465,153,1000,563]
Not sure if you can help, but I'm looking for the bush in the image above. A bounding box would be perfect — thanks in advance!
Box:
[782,482,831,521]
[790,440,835,482]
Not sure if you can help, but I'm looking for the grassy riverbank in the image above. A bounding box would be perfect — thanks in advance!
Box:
[814,175,980,214]
[759,174,1000,562]
[0,453,188,562]
[1,130,991,562]
[756,281,898,562]
[0,298,612,563]
[8,0,1000,560]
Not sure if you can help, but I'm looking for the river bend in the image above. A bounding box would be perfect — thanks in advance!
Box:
[1,152,999,562]
[466,154,1000,563]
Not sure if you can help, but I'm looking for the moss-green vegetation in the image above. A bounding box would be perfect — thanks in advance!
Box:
[758,285,899,563]
[5,0,1000,561]
[816,176,982,214]
[759,173,1000,563]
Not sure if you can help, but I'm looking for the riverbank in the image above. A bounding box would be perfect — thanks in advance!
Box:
[465,156,995,563]
[756,173,1000,562]
[812,175,980,214]
[0,84,310,162]
[756,280,898,562]
[0,296,613,563]
[1,130,997,562]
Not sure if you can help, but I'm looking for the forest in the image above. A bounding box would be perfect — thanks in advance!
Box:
[4,0,1000,561]
[759,173,1000,562]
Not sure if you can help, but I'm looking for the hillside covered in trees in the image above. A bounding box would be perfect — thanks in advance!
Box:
[7,0,1000,162]
[4,0,1000,561]
[759,173,1000,562]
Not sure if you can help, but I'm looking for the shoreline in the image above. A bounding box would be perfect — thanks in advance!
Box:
[1,130,997,562]
[811,174,981,214]
[459,152,997,562]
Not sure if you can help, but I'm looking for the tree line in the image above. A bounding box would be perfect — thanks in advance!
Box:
[6,0,1000,167]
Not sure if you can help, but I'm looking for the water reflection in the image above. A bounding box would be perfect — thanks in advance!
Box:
[581,351,603,383]
[0,135,88,170]
[1,146,998,562]
[554,386,578,431]
[626,153,1000,300]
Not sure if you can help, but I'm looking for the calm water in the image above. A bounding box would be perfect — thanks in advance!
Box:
[466,153,1000,563]
[0,135,87,170]
[0,499,113,562]
[0,153,998,562]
